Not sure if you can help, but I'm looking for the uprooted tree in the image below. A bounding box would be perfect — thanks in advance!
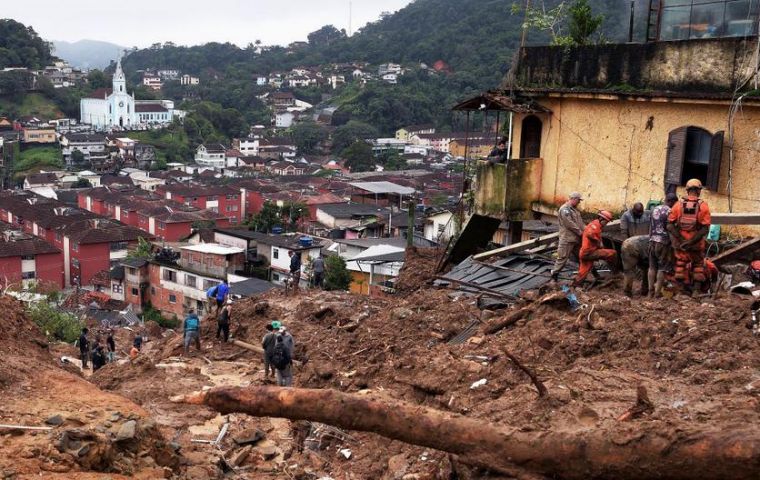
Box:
[173,386,760,480]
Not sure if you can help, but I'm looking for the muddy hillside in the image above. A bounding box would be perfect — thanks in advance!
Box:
[2,268,760,478]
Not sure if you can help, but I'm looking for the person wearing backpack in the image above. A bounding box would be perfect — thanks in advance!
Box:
[216,300,232,343]
[183,309,201,355]
[271,335,292,386]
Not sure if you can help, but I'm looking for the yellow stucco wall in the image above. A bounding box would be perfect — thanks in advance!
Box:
[511,96,760,219]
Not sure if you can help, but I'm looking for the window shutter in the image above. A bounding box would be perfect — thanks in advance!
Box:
[664,127,688,188]
[706,130,724,191]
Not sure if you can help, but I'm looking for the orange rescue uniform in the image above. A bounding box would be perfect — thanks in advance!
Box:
[574,219,618,284]
[668,195,711,283]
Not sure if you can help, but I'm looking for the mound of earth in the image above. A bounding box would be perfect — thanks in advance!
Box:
[0,295,178,479]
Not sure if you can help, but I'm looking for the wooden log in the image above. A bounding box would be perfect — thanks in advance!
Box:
[232,339,302,367]
[172,386,760,480]
[484,306,534,334]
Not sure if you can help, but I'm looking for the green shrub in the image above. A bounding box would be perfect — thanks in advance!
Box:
[142,302,179,329]
[26,301,83,343]
[324,255,352,291]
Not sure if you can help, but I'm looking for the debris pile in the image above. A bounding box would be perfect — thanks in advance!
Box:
[2,268,760,478]
[0,296,178,479]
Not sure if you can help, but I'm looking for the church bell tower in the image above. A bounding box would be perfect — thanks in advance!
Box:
[113,58,126,93]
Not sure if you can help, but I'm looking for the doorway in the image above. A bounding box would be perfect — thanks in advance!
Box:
[520,115,543,158]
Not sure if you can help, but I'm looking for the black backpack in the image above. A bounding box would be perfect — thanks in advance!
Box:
[269,338,291,370]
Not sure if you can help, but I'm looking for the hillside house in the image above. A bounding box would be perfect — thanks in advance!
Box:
[460,6,760,240]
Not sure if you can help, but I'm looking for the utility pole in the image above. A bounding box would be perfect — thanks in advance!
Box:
[407,200,416,249]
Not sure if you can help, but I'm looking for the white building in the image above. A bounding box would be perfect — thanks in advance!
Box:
[142,74,162,91]
[195,144,227,169]
[423,210,455,243]
[80,59,137,129]
[180,74,200,85]
[253,74,268,86]
[234,137,259,156]
[157,69,180,80]
[274,111,296,128]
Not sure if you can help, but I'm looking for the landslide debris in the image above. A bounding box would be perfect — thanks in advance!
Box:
[0,295,178,479]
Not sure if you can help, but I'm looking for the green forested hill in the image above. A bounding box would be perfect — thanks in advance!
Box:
[0,19,57,69]
[118,0,632,133]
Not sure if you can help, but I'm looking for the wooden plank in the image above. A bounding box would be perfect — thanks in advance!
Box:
[711,213,760,225]
[475,220,621,261]
[474,260,556,280]
[711,236,760,266]
[0,424,54,431]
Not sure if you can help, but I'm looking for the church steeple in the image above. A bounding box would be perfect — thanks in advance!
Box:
[113,58,126,93]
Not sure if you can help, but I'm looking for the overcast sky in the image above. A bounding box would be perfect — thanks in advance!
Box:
[3,0,414,48]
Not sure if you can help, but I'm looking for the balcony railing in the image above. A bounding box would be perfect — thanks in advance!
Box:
[474,158,543,220]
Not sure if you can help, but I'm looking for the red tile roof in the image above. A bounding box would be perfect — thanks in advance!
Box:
[85,88,113,99]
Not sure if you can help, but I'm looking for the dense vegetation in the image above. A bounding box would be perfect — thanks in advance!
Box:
[0,19,57,69]
[115,0,631,135]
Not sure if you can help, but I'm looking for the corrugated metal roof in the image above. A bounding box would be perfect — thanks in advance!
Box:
[349,181,415,195]
[441,254,575,298]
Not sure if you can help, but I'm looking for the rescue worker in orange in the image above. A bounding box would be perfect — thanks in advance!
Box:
[573,210,619,287]
[666,178,711,296]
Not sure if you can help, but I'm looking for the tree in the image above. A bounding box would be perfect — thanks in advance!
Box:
[332,121,380,154]
[127,237,154,260]
[72,178,92,188]
[567,0,604,45]
[281,201,308,231]
[341,140,375,172]
[324,255,351,291]
[307,25,347,46]
[248,201,282,233]
[70,150,86,167]
[26,301,83,343]
[87,69,109,89]
[290,121,328,154]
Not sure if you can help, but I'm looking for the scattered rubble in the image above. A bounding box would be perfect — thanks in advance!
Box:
[2,256,759,478]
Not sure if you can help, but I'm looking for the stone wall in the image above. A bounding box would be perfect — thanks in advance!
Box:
[510,38,759,93]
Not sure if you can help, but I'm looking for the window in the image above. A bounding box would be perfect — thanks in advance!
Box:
[203,279,216,290]
[159,222,166,229]
[163,269,177,282]
[55,232,62,241]
[208,196,218,201]
[151,286,156,295]
[131,287,139,295]
[22,271,36,279]
[21,255,34,260]
[112,283,123,293]
[72,243,79,252]
[664,126,724,192]
[185,274,197,288]
[657,0,759,40]
[72,258,80,268]
[110,241,128,251]
[273,248,279,259]
[169,294,177,304]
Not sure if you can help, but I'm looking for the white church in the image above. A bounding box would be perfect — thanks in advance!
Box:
[80,59,177,130]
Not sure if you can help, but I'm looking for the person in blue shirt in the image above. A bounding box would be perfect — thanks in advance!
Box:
[214,280,230,317]
[206,284,219,316]
[183,309,201,355]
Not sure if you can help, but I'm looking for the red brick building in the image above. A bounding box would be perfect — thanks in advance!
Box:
[0,226,64,289]
[157,184,242,224]
[145,243,244,318]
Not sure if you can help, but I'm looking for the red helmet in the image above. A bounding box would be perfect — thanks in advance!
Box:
[598,210,613,222]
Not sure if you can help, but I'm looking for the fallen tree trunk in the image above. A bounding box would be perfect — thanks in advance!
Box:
[173,386,760,480]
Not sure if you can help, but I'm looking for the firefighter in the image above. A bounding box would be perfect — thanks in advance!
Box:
[573,210,619,287]
[666,178,711,296]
